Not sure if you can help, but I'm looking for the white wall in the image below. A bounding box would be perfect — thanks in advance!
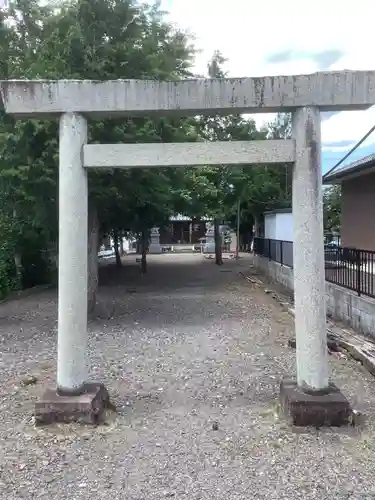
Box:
[264,212,293,242]
[275,212,293,242]
[264,214,277,239]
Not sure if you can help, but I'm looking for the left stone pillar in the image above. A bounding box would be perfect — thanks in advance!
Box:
[58,112,88,392]
[35,113,109,425]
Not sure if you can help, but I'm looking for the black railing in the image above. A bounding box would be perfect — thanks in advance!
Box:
[253,237,293,268]
[253,237,375,299]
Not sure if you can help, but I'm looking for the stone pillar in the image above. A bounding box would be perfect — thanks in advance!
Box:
[204,222,215,253]
[57,113,89,393]
[35,113,109,425]
[292,106,328,391]
[280,107,350,427]
[149,227,162,253]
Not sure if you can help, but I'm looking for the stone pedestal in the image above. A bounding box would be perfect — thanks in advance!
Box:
[149,227,162,254]
[280,379,351,427]
[203,223,215,253]
[35,383,109,426]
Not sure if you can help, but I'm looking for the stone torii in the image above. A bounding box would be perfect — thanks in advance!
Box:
[1,71,374,426]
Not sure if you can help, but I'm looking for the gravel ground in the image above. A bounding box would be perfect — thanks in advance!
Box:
[1,253,375,499]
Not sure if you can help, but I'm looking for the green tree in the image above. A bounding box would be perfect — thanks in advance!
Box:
[323,185,341,235]
[0,0,197,301]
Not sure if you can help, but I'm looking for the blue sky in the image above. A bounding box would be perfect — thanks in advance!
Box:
[160,0,375,174]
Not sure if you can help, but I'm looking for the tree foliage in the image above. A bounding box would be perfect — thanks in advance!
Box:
[323,185,341,234]
[0,1,295,296]
[0,0,197,291]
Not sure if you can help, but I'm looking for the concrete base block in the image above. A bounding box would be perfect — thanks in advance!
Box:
[279,379,351,427]
[203,243,215,253]
[35,383,109,426]
[149,244,162,254]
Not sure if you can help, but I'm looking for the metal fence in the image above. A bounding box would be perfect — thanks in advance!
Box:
[253,237,294,268]
[253,237,375,299]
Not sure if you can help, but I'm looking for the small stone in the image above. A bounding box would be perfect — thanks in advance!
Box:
[107,401,117,412]
[212,421,219,431]
[349,409,362,427]
[21,375,38,386]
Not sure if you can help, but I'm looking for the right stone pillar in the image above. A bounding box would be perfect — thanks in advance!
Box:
[280,106,351,426]
[292,106,329,391]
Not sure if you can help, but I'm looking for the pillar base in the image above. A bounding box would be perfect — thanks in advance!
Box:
[203,242,215,253]
[279,379,351,427]
[35,382,109,426]
[149,243,162,254]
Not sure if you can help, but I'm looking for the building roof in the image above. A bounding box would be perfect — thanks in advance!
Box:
[323,153,375,184]
[169,214,211,222]
[264,208,292,215]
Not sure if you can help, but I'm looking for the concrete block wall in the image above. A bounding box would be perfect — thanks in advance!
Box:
[253,255,375,339]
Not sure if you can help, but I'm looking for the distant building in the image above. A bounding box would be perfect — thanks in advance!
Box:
[159,215,211,245]
[324,154,375,251]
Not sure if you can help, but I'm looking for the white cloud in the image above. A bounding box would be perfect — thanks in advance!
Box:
[321,144,355,153]
[161,0,375,150]
[322,108,375,148]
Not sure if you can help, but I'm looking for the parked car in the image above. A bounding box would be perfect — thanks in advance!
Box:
[324,242,340,264]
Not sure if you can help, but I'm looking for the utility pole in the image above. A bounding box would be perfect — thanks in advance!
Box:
[236,198,240,259]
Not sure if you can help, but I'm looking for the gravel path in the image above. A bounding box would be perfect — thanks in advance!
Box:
[1,253,375,499]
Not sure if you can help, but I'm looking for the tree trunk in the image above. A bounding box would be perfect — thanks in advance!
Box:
[214,219,223,265]
[136,235,141,254]
[14,251,22,288]
[253,217,260,237]
[141,228,148,274]
[113,230,122,267]
[248,227,254,253]
[119,235,125,256]
[236,199,240,259]
[88,202,99,317]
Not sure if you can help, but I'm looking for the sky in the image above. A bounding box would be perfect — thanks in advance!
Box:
[160,0,375,173]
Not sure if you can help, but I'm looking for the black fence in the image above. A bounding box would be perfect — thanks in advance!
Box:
[253,237,375,299]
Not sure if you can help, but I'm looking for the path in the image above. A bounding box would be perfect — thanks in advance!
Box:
[1,254,375,499]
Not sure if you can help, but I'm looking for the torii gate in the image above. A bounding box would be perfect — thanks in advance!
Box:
[1,71,374,426]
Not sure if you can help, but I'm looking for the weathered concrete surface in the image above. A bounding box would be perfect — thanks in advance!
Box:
[280,379,351,427]
[1,71,375,118]
[1,255,375,498]
[253,254,375,338]
[292,107,329,391]
[57,113,89,393]
[35,383,109,426]
[83,140,295,168]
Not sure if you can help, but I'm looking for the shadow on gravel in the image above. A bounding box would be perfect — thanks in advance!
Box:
[94,255,248,328]
[0,255,249,341]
